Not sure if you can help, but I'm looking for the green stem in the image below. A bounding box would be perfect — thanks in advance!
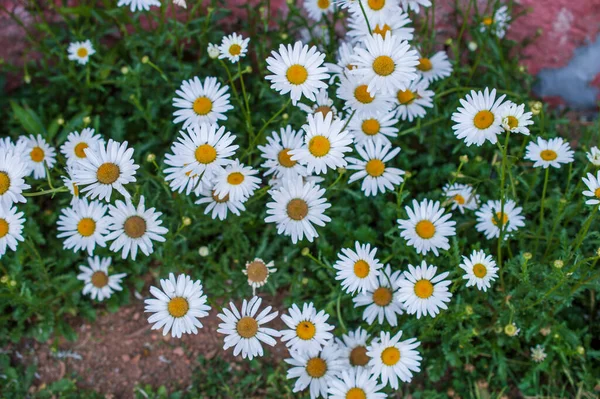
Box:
[24,186,69,197]
[533,167,550,254]
[497,130,511,290]
[357,0,372,34]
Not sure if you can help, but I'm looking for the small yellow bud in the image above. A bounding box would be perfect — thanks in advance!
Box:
[459,155,469,163]
[301,247,310,256]
[530,101,543,115]
[141,55,150,64]
[465,305,474,315]
[467,41,478,52]
[444,38,453,45]
[576,346,585,355]
[198,246,209,257]
[405,171,413,178]
[472,328,479,336]
[523,252,532,260]
[302,277,309,285]
[518,65,526,73]
[475,155,483,162]
[9,280,17,287]
[282,113,289,120]
[121,66,129,74]
[281,33,289,40]
[182,216,192,226]
[540,327,551,336]
[504,323,519,337]
[245,66,253,73]
[596,247,600,257]
[553,259,564,269]
[1,275,8,283]
[57,117,65,126]
[146,153,156,163]
[83,116,91,125]
[337,167,346,174]
[24,75,31,84]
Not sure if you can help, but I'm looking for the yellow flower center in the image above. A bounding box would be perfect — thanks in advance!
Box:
[74,142,89,158]
[212,190,229,203]
[353,260,370,278]
[540,149,558,161]
[227,172,245,185]
[0,218,8,238]
[472,263,487,278]
[317,0,330,9]
[167,296,189,318]
[372,55,395,76]
[287,199,309,221]
[308,135,331,157]
[349,346,370,366]
[77,218,96,237]
[414,279,434,299]
[314,105,333,117]
[372,286,392,306]
[492,211,508,226]
[90,271,108,288]
[506,116,519,130]
[397,89,416,105]
[123,215,147,238]
[454,194,465,205]
[367,0,385,11]
[246,260,269,283]
[346,388,367,399]
[365,159,385,177]
[193,96,213,116]
[354,85,374,104]
[229,44,242,56]
[483,16,493,26]
[278,149,297,168]
[96,163,120,184]
[195,144,217,164]
[286,64,308,85]
[595,188,600,199]
[0,171,10,195]
[415,220,436,239]
[306,357,327,378]
[361,119,380,136]
[296,320,316,340]
[236,316,259,338]
[30,147,45,163]
[77,47,88,58]
[373,24,392,37]
[417,57,433,72]
[381,347,400,366]
[473,110,494,129]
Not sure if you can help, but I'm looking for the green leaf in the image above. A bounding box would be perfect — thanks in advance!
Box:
[9,101,46,136]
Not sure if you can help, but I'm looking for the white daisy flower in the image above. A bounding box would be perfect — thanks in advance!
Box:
[530,345,547,363]
[172,76,233,129]
[459,250,499,292]
[164,123,238,190]
[0,203,25,258]
[117,0,161,12]
[352,264,405,326]
[303,0,334,21]
[258,125,309,180]
[243,258,277,292]
[296,88,337,119]
[335,327,372,369]
[61,166,81,206]
[280,302,335,356]
[393,77,434,122]
[265,41,329,105]
[586,146,600,166]
[207,43,220,59]
[144,273,211,338]
[367,331,421,389]
[499,102,534,135]
[480,5,510,38]
[397,260,452,318]
[218,32,250,63]
[56,199,109,256]
[72,139,138,202]
[0,149,30,208]
[415,50,452,83]
[105,196,168,260]
[337,75,394,117]
[451,87,507,147]
[350,32,419,96]
[442,183,479,213]
[348,111,399,146]
[264,175,331,243]
[324,42,357,83]
[582,171,600,206]
[400,0,431,13]
[328,368,386,399]
[60,128,105,166]
[504,322,520,337]
[163,166,203,197]
[77,256,126,301]
[349,0,402,26]
[475,199,525,240]
[290,112,353,175]
[217,296,280,360]
[21,134,57,179]
[346,12,414,45]
[397,198,456,256]
[212,159,260,202]
[194,184,247,221]
[286,345,344,399]
[347,140,405,197]
[67,40,95,65]
[524,137,574,169]
[333,241,383,294]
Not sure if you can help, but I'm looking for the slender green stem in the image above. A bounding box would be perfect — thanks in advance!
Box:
[497,130,511,290]
[534,167,550,254]
[357,0,372,34]
[336,294,347,333]
[570,206,599,258]
[24,186,69,197]
[237,62,254,136]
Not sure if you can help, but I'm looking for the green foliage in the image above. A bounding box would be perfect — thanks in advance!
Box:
[1,0,599,398]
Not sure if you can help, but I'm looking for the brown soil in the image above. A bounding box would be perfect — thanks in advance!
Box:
[7,296,290,399]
